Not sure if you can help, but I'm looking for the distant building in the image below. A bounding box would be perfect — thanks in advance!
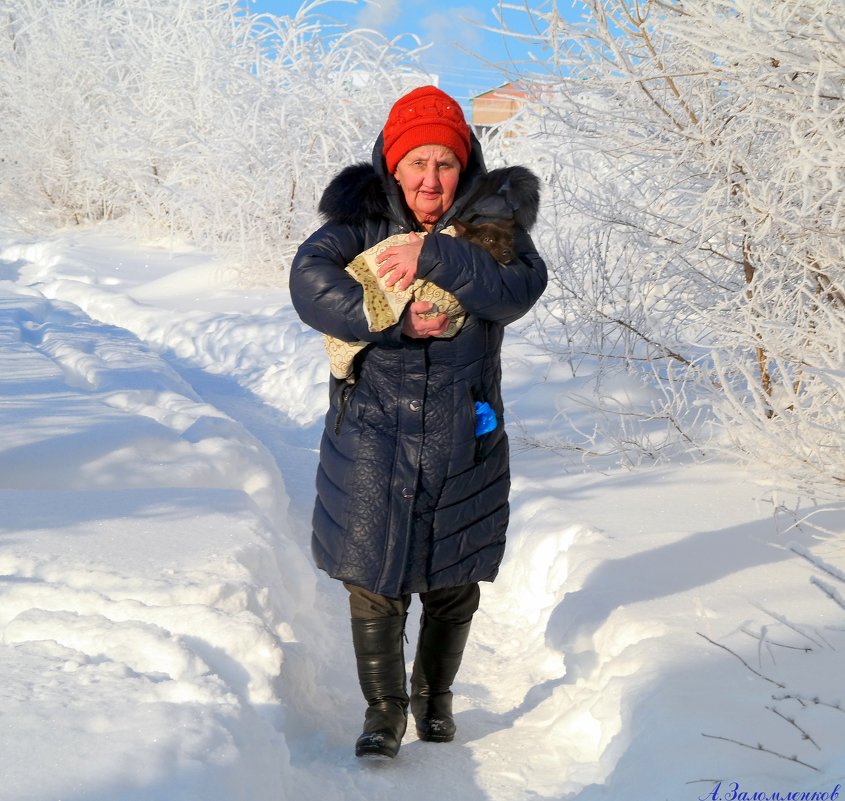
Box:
[470,83,527,130]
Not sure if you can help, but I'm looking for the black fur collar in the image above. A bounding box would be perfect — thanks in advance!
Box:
[317,162,540,231]
[317,163,391,226]
[461,165,540,231]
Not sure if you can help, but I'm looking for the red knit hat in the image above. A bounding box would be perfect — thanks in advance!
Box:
[382,85,472,174]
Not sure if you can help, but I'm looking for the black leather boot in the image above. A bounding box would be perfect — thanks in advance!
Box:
[410,614,472,743]
[351,615,409,758]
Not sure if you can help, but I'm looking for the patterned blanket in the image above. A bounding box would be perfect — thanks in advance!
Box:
[324,227,465,380]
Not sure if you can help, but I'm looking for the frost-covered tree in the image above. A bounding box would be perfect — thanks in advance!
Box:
[0,0,427,271]
[488,0,845,494]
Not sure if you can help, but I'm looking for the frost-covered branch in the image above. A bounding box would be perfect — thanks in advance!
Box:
[482,0,845,494]
[0,0,429,275]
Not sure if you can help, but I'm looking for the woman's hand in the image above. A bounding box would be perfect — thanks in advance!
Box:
[376,232,424,291]
[402,301,449,339]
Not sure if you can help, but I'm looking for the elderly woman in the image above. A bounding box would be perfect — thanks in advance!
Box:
[290,85,547,759]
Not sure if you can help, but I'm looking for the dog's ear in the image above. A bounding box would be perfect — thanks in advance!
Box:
[451,218,468,237]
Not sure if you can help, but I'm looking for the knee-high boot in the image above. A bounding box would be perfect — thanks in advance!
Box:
[351,615,409,758]
[410,614,472,743]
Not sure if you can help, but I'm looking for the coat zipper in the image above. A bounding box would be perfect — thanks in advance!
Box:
[334,382,354,435]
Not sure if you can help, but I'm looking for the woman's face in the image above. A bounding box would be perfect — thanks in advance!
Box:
[393,145,461,229]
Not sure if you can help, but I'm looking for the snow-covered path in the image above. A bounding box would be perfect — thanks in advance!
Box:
[2,225,844,801]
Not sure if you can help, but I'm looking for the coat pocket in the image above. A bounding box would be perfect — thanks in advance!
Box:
[333,381,357,435]
[467,386,501,464]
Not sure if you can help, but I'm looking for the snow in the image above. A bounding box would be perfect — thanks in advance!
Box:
[1,222,844,801]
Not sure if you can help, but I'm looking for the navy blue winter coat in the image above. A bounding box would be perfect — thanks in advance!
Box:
[290,135,547,597]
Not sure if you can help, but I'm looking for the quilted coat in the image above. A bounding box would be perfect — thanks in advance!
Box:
[289,133,547,597]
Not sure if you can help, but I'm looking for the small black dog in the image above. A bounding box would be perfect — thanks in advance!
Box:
[417,218,516,322]
[452,218,516,264]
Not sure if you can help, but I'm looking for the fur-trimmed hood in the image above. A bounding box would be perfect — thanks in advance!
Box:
[317,161,541,232]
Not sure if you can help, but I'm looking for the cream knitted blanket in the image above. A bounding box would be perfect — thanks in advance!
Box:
[324,227,465,380]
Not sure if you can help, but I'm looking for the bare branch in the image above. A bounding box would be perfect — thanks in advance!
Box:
[697,632,786,688]
[701,733,819,772]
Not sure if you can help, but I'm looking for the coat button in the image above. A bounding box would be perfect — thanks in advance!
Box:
[401,487,414,499]
[409,400,421,411]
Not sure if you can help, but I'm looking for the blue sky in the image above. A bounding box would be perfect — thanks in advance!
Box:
[245,0,579,107]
